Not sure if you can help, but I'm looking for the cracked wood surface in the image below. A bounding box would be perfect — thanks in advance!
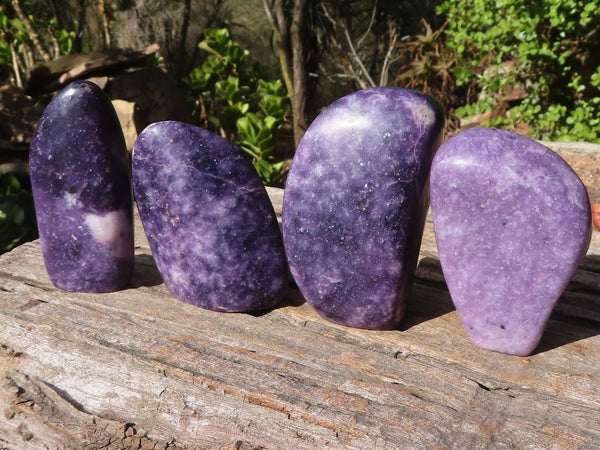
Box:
[1,145,600,448]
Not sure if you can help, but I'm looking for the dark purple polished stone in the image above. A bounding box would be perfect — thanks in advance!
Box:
[430,128,591,356]
[282,88,444,329]
[30,81,133,292]
[132,121,286,312]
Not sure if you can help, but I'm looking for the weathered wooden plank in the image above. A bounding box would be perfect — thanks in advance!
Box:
[26,44,160,95]
[0,154,599,448]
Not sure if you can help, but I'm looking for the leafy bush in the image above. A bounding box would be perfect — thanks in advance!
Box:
[0,170,37,254]
[438,0,600,142]
[0,8,75,85]
[187,28,290,186]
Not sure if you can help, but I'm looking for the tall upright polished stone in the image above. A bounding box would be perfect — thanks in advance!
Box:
[132,121,286,312]
[30,80,134,292]
[430,127,591,355]
[282,88,444,329]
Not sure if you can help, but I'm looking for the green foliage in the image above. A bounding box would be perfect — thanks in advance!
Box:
[438,0,600,142]
[0,170,37,254]
[236,79,289,182]
[52,24,76,55]
[187,28,290,186]
[0,8,75,84]
[0,12,11,72]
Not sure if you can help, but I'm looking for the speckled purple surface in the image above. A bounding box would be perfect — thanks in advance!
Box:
[30,81,134,292]
[132,121,286,312]
[430,128,591,356]
[282,88,444,329]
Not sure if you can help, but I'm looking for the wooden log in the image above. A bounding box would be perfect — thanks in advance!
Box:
[0,175,599,447]
[26,44,160,95]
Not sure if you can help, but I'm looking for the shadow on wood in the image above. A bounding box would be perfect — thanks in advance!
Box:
[130,253,163,288]
[534,312,600,355]
[247,286,306,318]
[404,254,600,355]
[399,256,455,331]
[534,253,600,354]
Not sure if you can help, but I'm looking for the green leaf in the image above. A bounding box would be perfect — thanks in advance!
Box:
[187,28,288,184]
[263,116,278,130]
[0,170,37,253]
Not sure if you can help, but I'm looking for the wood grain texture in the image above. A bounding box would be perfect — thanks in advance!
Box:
[1,149,599,448]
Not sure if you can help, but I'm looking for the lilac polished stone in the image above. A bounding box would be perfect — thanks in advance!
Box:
[430,127,592,356]
[30,80,134,292]
[132,121,286,312]
[282,88,444,329]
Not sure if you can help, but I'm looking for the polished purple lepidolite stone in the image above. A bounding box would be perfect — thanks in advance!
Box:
[430,127,591,356]
[282,88,444,329]
[30,80,134,292]
[132,121,286,312]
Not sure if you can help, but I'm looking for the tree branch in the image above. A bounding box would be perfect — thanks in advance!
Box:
[291,0,309,145]
[10,0,51,62]
[379,20,398,87]
[343,28,376,88]
[174,0,191,79]
[9,43,23,88]
[357,0,377,49]
[262,0,293,106]
[75,0,86,53]
[98,0,112,48]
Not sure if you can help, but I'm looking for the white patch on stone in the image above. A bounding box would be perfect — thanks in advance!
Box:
[65,192,79,208]
[449,154,482,170]
[168,265,189,289]
[327,113,372,133]
[61,85,79,99]
[84,210,132,257]
[411,102,436,127]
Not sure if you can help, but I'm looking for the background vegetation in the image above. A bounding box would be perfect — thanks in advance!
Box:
[440,0,600,141]
[1,0,599,253]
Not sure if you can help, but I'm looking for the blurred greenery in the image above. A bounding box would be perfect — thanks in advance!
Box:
[188,28,290,186]
[0,5,75,84]
[0,170,37,254]
[438,0,600,142]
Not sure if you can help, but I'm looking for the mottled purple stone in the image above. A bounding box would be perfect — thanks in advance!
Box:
[30,80,134,292]
[430,127,592,356]
[282,88,444,329]
[132,121,286,312]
